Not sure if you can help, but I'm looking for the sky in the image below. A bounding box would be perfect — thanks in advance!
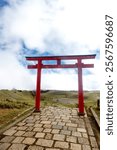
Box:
[0,0,101,91]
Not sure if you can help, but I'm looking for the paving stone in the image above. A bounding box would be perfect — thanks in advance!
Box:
[53,134,65,141]
[72,131,82,137]
[45,133,52,140]
[26,116,34,120]
[51,122,57,125]
[71,110,78,114]
[34,116,40,119]
[62,126,68,130]
[28,145,44,150]
[57,122,65,126]
[61,116,69,120]
[34,124,43,128]
[33,128,43,132]
[0,136,15,143]
[66,136,77,143]
[35,121,41,124]
[26,119,35,123]
[23,131,35,137]
[17,126,27,131]
[9,127,17,130]
[43,129,52,133]
[33,119,40,122]
[51,129,60,134]
[40,121,51,124]
[8,143,26,150]
[0,143,11,150]
[78,121,85,126]
[82,133,88,138]
[40,115,47,118]
[79,118,84,123]
[54,141,69,149]
[77,128,87,133]
[46,148,60,150]
[92,148,99,150]
[52,125,62,129]
[78,137,90,145]
[55,116,61,119]
[49,119,55,122]
[79,124,85,128]
[87,128,94,136]
[60,114,65,117]
[48,116,54,119]
[66,123,77,127]
[36,139,53,147]
[62,119,71,123]
[15,131,25,136]
[40,118,48,121]
[60,130,71,135]
[71,114,78,118]
[26,123,34,127]
[55,119,61,123]
[42,118,49,121]
[68,127,77,131]
[12,137,25,143]
[82,145,91,150]
[26,127,34,131]
[3,129,16,136]
[43,124,52,128]
[23,137,36,145]
[40,115,46,118]
[70,143,82,150]
[71,118,79,124]
[78,122,85,126]
[35,133,45,138]
[33,112,40,114]
[90,136,98,148]
[17,122,26,126]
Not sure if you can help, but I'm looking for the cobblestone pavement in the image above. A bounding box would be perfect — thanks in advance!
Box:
[0,107,99,150]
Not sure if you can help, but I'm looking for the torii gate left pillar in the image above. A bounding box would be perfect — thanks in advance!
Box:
[26,54,96,115]
[35,61,42,111]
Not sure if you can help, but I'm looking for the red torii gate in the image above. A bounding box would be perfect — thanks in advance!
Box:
[26,54,96,115]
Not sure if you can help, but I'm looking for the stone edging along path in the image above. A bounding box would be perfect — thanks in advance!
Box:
[0,107,35,135]
[0,106,99,150]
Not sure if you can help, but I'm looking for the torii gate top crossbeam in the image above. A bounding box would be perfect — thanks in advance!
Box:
[26,54,96,69]
[26,54,96,61]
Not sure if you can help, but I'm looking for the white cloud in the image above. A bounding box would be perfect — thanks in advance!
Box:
[0,0,101,90]
[53,0,102,50]
[1,0,102,52]
[0,51,36,90]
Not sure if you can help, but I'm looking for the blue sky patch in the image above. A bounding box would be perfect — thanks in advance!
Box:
[0,0,9,7]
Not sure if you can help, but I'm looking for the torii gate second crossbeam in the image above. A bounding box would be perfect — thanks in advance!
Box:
[26,54,96,115]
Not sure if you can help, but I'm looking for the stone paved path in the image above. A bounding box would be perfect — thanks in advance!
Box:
[0,107,99,150]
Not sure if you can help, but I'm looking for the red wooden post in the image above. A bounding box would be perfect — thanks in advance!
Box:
[77,60,84,115]
[35,61,41,111]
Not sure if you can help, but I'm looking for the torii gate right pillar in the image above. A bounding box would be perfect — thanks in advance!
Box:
[77,60,84,115]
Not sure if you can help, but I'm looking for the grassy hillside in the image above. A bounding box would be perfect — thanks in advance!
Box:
[0,90,34,128]
[41,90,99,107]
[0,90,34,108]
[0,90,100,128]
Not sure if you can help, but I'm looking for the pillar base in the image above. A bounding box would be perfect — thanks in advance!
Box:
[78,112,85,116]
[34,109,41,112]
